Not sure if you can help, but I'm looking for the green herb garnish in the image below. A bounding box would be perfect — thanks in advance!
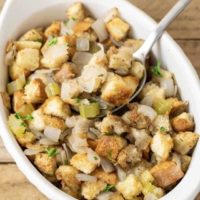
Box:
[35,39,43,43]
[105,132,114,136]
[74,97,81,104]
[72,17,77,21]
[151,61,162,77]
[48,37,58,46]
[20,122,27,127]
[94,156,98,160]
[15,113,34,121]
[103,184,115,192]
[160,126,166,132]
[45,147,59,157]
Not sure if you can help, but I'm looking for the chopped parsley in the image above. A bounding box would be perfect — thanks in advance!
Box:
[72,17,77,21]
[103,184,115,192]
[35,38,43,43]
[45,147,59,157]
[48,37,58,46]
[160,126,166,132]
[74,97,81,104]
[105,132,114,136]
[20,122,27,127]
[151,61,162,77]
[15,113,34,121]
[94,156,98,160]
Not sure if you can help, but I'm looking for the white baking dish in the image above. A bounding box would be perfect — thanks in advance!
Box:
[0,0,200,199]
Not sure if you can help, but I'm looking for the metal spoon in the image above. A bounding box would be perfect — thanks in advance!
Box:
[109,0,192,116]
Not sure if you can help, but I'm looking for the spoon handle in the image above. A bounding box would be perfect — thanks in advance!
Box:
[133,0,192,61]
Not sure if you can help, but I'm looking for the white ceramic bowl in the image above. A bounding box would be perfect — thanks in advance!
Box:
[0,0,200,199]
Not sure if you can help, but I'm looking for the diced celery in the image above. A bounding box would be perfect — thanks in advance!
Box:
[153,98,172,115]
[140,170,154,184]
[8,114,26,137]
[80,102,100,118]
[18,104,34,116]
[45,82,60,97]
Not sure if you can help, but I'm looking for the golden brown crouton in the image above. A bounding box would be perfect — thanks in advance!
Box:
[101,73,139,106]
[171,112,194,132]
[16,131,36,148]
[0,92,11,110]
[13,90,25,112]
[44,21,61,37]
[95,135,127,162]
[41,96,71,119]
[116,174,142,200]
[99,114,129,135]
[81,180,106,200]
[180,155,192,172]
[109,192,125,200]
[19,29,43,42]
[24,79,47,104]
[73,20,92,34]
[153,115,172,132]
[34,153,57,176]
[173,132,199,155]
[61,182,80,199]
[15,41,42,50]
[106,17,130,41]
[16,48,40,71]
[117,145,142,170]
[124,39,144,53]
[43,115,66,131]
[169,98,188,116]
[130,61,145,80]
[150,161,184,188]
[87,139,98,150]
[92,168,118,185]
[70,153,98,174]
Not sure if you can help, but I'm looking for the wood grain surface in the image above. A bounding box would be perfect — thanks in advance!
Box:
[0,0,200,199]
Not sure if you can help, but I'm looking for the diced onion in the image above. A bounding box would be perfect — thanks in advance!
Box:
[44,126,61,142]
[91,19,108,42]
[137,105,157,121]
[116,165,127,181]
[24,148,43,156]
[39,138,58,146]
[72,52,93,66]
[87,148,101,165]
[76,173,97,182]
[174,85,178,96]
[97,192,113,200]
[76,37,90,52]
[100,157,114,173]
[160,78,175,97]
[72,117,91,134]
[140,96,153,107]
[62,143,72,161]
[89,128,101,137]
[65,116,81,128]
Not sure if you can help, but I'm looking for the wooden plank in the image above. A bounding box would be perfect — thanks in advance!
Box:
[0,138,13,162]
[0,164,47,200]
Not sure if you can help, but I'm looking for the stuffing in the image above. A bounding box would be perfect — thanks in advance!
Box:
[150,161,184,188]
[98,114,129,135]
[13,90,25,112]
[169,98,188,116]
[116,174,142,200]
[151,132,173,162]
[61,183,80,199]
[117,144,142,169]
[92,168,118,185]
[54,63,77,83]
[16,131,36,148]
[64,35,77,59]
[56,165,81,194]
[24,79,47,104]
[0,92,11,110]
[75,31,98,42]
[44,21,61,37]
[109,192,125,200]
[101,73,139,106]
[171,112,194,132]
[16,48,40,71]
[43,115,66,131]
[19,29,43,42]
[180,155,192,172]
[130,61,145,80]
[41,36,69,68]
[153,115,172,132]
[106,17,130,41]
[173,131,199,155]
[123,39,144,53]
[87,139,98,150]
[15,41,42,50]
[81,180,106,200]
[34,153,57,176]
[41,96,71,119]
[70,153,98,174]
[73,19,93,34]
[95,135,127,162]
[66,2,86,21]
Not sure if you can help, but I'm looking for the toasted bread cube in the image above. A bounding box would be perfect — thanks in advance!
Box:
[34,153,57,176]
[66,2,86,21]
[151,132,173,162]
[130,61,145,80]
[173,132,198,155]
[92,168,118,185]
[16,48,39,71]
[117,144,142,169]
[70,153,97,174]
[0,92,11,110]
[116,174,142,200]
[24,79,47,104]
[106,17,130,41]
[110,192,125,200]
[180,155,192,172]
[15,41,42,50]
[169,98,188,116]
[43,115,66,131]
[153,115,172,132]
[19,29,43,42]
[16,131,36,148]
[42,96,71,119]
[150,161,184,188]
[13,90,25,112]
[101,73,139,106]
[81,180,106,200]
[95,135,127,162]
[171,112,194,132]
[124,39,144,53]
[44,21,61,37]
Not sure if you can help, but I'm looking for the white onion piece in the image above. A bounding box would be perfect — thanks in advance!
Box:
[28,73,54,85]
[60,150,67,165]
[100,157,114,173]
[87,132,97,140]
[76,37,90,51]
[97,192,113,200]
[44,126,61,142]
[116,165,127,181]
[140,96,153,107]
[76,173,97,182]
[39,138,58,146]
[67,19,77,29]
[62,143,72,161]
[24,148,43,156]
[92,19,108,42]
[115,68,129,76]
[65,116,81,128]
[144,193,158,200]
[72,52,93,66]
[87,148,101,165]
[160,78,175,97]
[174,85,178,96]
[137,105,157,121]
[104,7,119,23]
[89,128,101,137]
[72,117,91,134]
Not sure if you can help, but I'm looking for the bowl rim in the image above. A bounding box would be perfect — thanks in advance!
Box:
[0,0,200,200]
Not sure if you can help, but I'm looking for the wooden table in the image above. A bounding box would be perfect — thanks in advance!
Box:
[0,0,200,199]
